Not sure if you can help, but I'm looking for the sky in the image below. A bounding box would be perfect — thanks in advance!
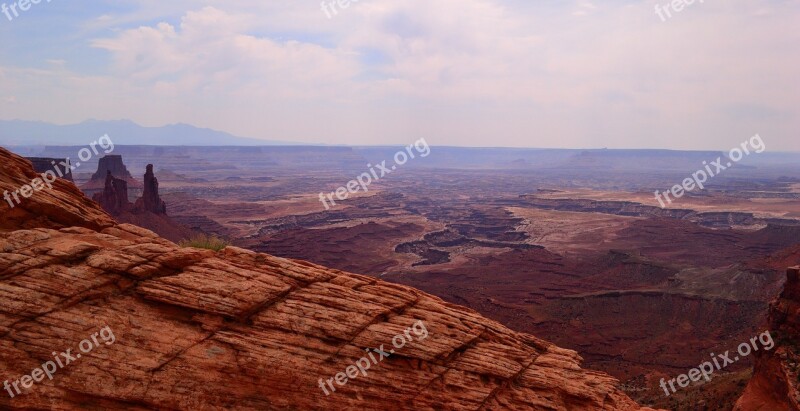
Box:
[0,0,798,150]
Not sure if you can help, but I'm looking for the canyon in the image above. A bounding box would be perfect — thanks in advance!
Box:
[4,144,800,410]
[0,147,666,410]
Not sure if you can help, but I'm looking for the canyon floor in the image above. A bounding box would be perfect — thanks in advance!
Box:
[15,144,800,410]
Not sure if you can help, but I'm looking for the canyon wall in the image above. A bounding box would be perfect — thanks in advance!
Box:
[736,266,800,411]
[25,157,74,182]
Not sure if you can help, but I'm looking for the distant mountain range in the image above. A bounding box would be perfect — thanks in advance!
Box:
[0,119,295,146]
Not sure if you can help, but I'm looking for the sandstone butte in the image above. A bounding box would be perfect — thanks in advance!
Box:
[0,145,674,410]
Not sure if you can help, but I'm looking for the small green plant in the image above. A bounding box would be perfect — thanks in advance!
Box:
[179,234,229,251]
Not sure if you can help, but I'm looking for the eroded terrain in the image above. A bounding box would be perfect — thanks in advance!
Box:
[20,144,800,410]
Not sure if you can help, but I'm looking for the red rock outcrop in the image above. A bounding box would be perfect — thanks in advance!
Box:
[87,163,191,242]
[82,154,142,192]
[735,266,800,411]
[0,149,114,232]
[92,171,131,215]
[133,164,166,214]
[0,146,658,410]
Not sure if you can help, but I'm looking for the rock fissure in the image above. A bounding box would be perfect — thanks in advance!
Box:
[476,353,540,411]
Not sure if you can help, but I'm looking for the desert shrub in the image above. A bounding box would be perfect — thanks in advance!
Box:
[179,234,229,251]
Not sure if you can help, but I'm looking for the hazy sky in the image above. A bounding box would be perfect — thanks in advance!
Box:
[0,0,797,149]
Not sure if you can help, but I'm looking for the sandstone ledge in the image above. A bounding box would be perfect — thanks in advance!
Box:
[0,225,657,410]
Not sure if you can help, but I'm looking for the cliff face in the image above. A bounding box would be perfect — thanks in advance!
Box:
[518,196,800,229]
[736,266,800,411]
[0,147,658,410]
[92,171,132,214]
[25,158,74,182]
[90,155,136,183]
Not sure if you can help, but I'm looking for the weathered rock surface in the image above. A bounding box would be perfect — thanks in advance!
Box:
[0,149,115,232]
[735,266,800,411]
[0,147,658,410]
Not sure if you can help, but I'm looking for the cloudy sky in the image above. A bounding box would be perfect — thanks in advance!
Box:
[0,0,797,149]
